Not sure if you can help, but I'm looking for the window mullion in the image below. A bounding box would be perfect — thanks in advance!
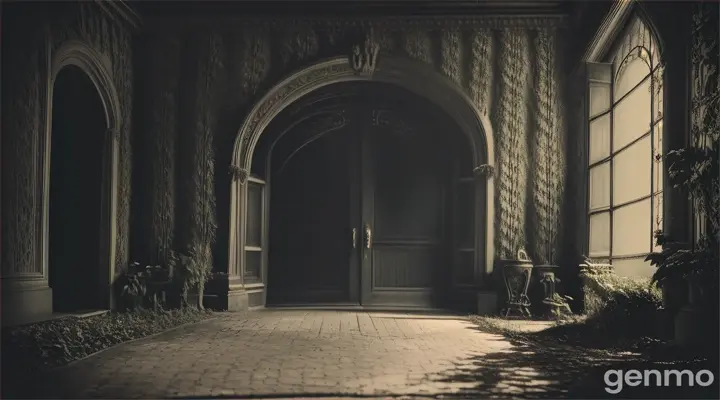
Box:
[649,63,655,252]
[609,63,615,260]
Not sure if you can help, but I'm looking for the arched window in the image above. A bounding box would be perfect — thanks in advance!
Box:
[586,16,664,277]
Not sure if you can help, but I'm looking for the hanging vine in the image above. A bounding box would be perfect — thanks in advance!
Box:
[531,28,552,264]
[147,35,181,266]
[469,29,493,115]
[440,28,462,87]
[181,32,223,301]
[496,29,531,259]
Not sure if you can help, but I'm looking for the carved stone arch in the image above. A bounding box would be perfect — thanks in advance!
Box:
[51,40,122,131]
[232,56,494,172]
[40,39,122,309]
[228,54,496,296]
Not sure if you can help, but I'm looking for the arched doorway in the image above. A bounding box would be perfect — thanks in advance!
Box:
[229,55,496,310]
[48,65,108,312]
[255,82,475,307]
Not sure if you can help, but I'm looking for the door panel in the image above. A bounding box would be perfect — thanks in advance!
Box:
[360,111,448,307]
[267,127,353,304]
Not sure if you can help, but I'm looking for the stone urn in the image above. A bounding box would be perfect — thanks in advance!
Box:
[499,249,533,318]
[531,265,561,318]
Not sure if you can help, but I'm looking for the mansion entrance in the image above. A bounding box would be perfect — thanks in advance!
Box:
[250,82,479,309]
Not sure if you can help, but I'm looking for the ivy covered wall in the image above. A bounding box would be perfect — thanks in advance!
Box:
[1,2,134,279]
[133,19,570,270]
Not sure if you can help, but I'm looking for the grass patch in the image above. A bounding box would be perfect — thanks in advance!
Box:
[1,308,215,376]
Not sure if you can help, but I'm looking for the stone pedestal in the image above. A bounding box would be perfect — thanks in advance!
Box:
[205,274,250,311]
[1,278,53,327]
[227,286,249,311]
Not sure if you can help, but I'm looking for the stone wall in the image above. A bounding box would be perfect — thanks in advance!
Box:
[1,2,134,279]
[133,17,570,270]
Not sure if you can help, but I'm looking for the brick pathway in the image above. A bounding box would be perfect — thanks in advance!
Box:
[24,310,586,399]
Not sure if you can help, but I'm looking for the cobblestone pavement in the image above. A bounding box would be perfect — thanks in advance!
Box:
[28,310,591,399]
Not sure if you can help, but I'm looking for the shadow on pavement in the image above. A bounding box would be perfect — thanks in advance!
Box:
[426,326,720,399]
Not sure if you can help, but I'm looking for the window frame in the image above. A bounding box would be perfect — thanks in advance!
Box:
[244,176,266,284]
[586,15,665,266]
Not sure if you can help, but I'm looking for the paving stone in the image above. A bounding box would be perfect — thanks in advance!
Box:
[24,310,605,399]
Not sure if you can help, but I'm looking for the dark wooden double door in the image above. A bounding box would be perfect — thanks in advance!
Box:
[268,106,450,308]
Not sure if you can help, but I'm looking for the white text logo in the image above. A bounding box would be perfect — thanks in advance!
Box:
[604,369,715,394]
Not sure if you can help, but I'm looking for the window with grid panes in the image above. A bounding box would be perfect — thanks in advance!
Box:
[587,16,664,277]
[245,180,264,283]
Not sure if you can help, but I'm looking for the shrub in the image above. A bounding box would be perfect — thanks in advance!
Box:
[174,244,213,308]
[118,260,176,311]
[581,269,662,340]
[1,308,214,379]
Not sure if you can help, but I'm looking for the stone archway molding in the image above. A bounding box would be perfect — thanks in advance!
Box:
[40,40,122,309]
[228,55,496,304]
[232,56,494,174]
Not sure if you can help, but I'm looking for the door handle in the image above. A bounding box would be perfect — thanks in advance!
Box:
[364,224,372,249]
[352,228,357,249]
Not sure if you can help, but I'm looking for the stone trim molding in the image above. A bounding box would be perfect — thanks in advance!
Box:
[37,39,121,309]
[147,15,569,31]
[229,54,497,287]
[583,0,635,62]
[51,41,122,129]
[231,56,495,174]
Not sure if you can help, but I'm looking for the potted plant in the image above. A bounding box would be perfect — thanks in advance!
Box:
[118,260,176,310]
[119,268,147,311]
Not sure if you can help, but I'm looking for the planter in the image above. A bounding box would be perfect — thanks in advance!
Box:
[497,250,533,318]
[531,265,560,318]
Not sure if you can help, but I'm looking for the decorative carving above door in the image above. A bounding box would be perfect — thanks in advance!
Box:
[350,28,380,76]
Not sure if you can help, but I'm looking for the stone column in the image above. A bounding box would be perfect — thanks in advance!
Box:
[1,15,52,325]
[474,163,498,315]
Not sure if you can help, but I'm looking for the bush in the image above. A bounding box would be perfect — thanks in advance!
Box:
[581,269,662,340]
[1,308,214,378]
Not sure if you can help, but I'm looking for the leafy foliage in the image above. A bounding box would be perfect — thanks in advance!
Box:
[174,245,213,307]
[581,270,661,340]
[1,308,214,389]
[118,259,176,310]
[646,146,719,302]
